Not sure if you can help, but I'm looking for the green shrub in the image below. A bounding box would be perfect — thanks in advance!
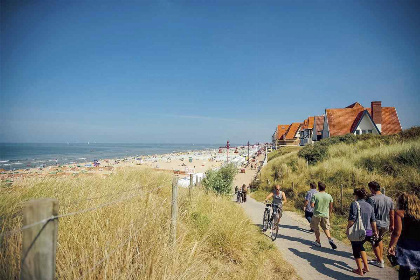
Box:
[399,126,420,140]
[202,164,237,195]
[298,144,328,164]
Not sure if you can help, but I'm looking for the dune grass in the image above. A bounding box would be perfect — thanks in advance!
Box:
[268,146,302,162]
[0,167,297,280]
[252,128,420,253]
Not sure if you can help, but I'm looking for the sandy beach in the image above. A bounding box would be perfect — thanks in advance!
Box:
[0,145,265,187]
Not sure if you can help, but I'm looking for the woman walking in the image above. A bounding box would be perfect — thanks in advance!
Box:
[346,188,378,276]
[388,193,420,280]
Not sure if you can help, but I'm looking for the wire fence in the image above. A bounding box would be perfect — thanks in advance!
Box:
[0,185,164,239]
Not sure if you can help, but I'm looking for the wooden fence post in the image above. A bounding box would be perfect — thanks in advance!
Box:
[21,198,58,280]
[340,184,343,212]
[189,174,193,201]
[170,177,178,246]
[195,175,198,187]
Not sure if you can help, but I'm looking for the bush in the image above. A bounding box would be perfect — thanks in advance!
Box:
[202,164,237,195]
[298,144,328,164]
[399,126,420,140]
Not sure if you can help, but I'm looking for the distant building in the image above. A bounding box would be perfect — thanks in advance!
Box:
[299,116,325,146]
[299,117,315,146]
[272,124,290,148]
[312,116,325,141]
[278,122,302,146]
[321,101,402,138]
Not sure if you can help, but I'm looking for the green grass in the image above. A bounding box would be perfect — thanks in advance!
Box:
[268,146,302,162]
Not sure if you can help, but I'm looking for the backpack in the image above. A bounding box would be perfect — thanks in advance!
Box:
[347,201,366,242]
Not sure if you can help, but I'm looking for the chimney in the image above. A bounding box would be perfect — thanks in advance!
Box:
[371,101,382,132]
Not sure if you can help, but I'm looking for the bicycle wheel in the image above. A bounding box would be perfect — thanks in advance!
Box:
[271,214,279,241]
[262,209,269,231]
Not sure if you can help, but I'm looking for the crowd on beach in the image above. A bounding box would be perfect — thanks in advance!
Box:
[267,180,420,279]
[0,145,263,187]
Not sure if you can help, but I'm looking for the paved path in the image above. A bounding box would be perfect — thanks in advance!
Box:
[233,153,398,280]
[240,197,397,280]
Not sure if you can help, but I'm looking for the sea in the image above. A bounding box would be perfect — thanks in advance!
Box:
[0,143,223,171]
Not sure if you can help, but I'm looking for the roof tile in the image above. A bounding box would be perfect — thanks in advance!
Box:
[285,123,302,139]
[326,103,402,136]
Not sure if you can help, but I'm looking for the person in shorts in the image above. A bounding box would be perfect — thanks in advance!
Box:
[347,188,378,276]
[265,184,287,229]
[304,182,318,231]
[367,181,394,268]
[310,181,337,249]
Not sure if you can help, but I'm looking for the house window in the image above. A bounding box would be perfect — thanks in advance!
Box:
[362,130,367,134]
[356,130,360,135]
[368,130,373,134]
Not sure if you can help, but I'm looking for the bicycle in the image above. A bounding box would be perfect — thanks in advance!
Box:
[262,202,281,241]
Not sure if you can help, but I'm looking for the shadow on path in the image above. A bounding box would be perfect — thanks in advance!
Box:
[289,248,380,280]
[279,233,353,259]
[280,224,312,234]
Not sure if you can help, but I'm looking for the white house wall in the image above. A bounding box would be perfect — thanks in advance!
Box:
[354,114,380,135]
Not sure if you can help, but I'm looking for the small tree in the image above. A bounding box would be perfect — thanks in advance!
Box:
[202,164,237,195]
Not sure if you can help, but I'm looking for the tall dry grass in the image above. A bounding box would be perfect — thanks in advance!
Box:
[0,167,297,280]
[252,135,420,250]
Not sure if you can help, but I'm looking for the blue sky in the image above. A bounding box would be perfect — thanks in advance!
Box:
[1,0,419,144]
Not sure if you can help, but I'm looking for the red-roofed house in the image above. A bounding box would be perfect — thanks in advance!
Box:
[313,116,325,141]
[299,117,315,146]
[272,124,290,148]
[299,116,325,146]
[321,101,402,138]
[278,122,302,146]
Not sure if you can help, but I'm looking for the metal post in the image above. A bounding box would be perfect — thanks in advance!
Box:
[170,177,178,246]
[247,141,250,164]
[21,199,58,280]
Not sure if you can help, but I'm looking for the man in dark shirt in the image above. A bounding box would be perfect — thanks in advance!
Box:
[303,182,317,230]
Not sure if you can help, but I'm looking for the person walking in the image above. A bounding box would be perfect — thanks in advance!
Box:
[241,184,248,203]
[347,188,378,276]
[367,181,394,268]
[304,182,318,231]
[310,181,337,249]
[388,193,420,280]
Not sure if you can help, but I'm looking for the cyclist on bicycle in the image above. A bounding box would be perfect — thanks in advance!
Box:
[264,184,287,229]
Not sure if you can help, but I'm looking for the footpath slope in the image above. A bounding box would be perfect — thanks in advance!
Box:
[233,155,398,280]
